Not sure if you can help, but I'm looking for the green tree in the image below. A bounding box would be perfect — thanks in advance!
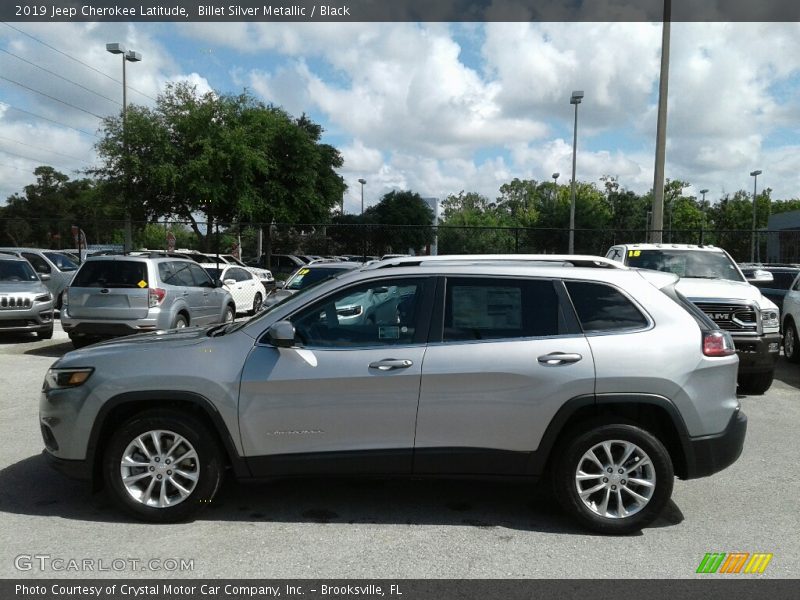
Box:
[363,190,435,254]
[438,191,516,254]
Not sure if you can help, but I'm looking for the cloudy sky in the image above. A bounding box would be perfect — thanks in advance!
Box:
[1,21,799,214]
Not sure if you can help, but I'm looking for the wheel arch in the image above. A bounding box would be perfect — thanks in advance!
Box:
[86,391,250,489]
[529,394,691,480]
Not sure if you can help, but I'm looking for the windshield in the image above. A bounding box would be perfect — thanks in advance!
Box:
[43,252,78,271]
[626,250,744,282]
[0,260,39,282]
[284,267,344,291]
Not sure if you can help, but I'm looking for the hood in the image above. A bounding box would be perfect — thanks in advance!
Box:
[0,281,49,296]
[677,277,777,309]
[263,288,296,307]
[58,326,213,365]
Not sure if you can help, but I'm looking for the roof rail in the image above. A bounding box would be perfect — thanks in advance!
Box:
[363,254,625,270]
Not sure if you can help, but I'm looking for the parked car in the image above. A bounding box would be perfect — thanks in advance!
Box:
[60,255,235,348]
[606,243,780,394]
[739,264,800,314]
[42,256,745,533]
[263,262,360,308]
[780,270,800,363]
[201,263,265,315]
[0,255,54,339]
[246,254,308,280]
[0,247,78,308]
[174,250,275,291]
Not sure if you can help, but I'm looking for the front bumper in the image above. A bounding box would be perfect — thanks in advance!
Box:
[0,310,54,333]
[684,408,747,479]
[732,333,780,374]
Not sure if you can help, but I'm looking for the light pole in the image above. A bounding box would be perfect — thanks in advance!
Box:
[750,170,762,263]
[568,91,583,254]
[106,43,142,253]
[699,188,709,243]
[551,172,559,206]
[358,178,366,215]
[651,0,671,243]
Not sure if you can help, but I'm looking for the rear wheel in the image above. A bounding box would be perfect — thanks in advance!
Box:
[250,293,263,315]
[784,320,800,363]
[552,423,674,535]
[172,314,188,329]
[103,410,223,522]
[738,371,774,395]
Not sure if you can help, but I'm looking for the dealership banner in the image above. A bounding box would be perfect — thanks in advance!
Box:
[3,0,800,22]
[4,580,800,600]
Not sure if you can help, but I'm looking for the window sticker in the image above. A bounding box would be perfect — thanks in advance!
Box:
[378,326,400,340]
[137,280,148,288]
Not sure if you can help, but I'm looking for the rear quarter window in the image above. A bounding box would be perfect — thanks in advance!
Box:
[71,261,147,288]
[565,281,648,333]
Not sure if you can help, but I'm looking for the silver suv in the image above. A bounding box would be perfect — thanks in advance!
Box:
[0,247,78,308]
[60,255,236,348]
[0,255,54,339]
[41,256,746,533]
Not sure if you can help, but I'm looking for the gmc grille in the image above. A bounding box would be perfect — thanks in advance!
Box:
[0,296,32,310]
[693,302,758,334]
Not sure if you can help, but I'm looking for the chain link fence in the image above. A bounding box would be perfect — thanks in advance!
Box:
[1,218,799,265]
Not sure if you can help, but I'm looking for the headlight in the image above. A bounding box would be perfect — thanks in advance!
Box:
[45,368,94,390]
[34,293,52,303]
[761,309,779,329]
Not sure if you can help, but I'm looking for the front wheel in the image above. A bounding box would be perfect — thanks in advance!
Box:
[738,371,774,395]
[223,305,235,323]
[784,320,800,364]
[552,423,674,535]
[103,410,223,522]
[37,326,54,340]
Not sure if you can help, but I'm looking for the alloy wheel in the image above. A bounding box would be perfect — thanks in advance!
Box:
[119,430,199,508]
[574,439,656,519]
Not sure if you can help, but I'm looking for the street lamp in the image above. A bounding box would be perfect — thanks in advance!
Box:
[358,178,366,215]
[568,91,583,254]
[699,188,709,242]
[750,170,762,263]
[551,172,559,205]
[106,43,142,253]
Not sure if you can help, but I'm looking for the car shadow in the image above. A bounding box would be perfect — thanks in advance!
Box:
[774,357,800,391]
[0,454,683,535]
[23,341,73,358]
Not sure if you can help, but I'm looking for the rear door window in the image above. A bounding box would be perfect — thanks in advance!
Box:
[565,281,648,333]
[443,278,560,341]
[72,261,147,288]
[188,263,214,287]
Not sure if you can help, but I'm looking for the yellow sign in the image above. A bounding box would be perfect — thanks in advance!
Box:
[137,280,148,288]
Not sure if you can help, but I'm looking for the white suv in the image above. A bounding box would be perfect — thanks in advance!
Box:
[606,244,780,394]
[780,271,800,363]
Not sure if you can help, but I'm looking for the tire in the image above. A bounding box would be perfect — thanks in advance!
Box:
[250,293,263,316]
[784,320,800,364]
[552,423,674,535]
[223,305,235,323]
[102,409,223,523]
[172,314,188,329]
[37,326,54,340]
[737,371,774,395]
[70,335,96,349]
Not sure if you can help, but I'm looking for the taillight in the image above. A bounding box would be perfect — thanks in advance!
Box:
[149,287,166,307]
[703,331,736,357]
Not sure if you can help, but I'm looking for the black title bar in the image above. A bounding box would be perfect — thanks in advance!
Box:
[3,0,800,22]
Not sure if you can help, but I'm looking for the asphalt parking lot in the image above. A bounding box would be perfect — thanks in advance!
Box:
[0,322,798,579]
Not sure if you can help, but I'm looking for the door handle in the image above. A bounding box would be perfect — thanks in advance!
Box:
[538,352,583,366]
[369,358,413,371]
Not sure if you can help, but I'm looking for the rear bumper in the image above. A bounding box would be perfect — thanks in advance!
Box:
[684,408,747,479]
[733,333,780,374]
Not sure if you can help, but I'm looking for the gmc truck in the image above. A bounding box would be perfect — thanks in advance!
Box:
[606,243,780,394]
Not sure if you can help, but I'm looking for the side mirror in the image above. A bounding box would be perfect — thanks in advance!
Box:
[223,278,236,286]
[746,269,774,284]
[39,273,51,281]
[215,279,224,288]
[266,320,296,348]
